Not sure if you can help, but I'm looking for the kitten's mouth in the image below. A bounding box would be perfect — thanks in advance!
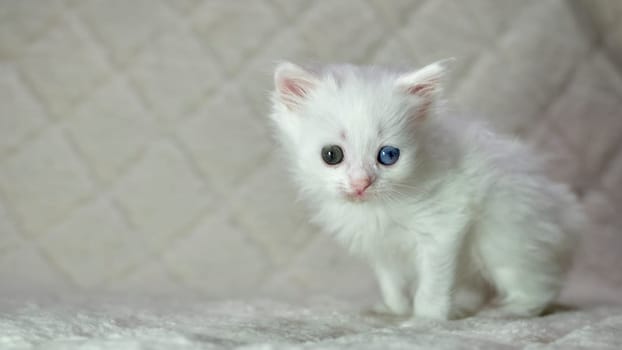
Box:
[343,191,371,202]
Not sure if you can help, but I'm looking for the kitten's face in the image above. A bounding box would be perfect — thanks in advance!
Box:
[270,62,445,204]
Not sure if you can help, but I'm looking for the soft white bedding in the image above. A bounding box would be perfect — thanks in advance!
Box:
[1,295,621,349]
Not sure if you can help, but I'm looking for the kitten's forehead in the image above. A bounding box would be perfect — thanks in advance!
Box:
[312,63,402,82]
[305,69,406,142]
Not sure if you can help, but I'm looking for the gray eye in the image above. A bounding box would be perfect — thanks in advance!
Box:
[321,145,343,165]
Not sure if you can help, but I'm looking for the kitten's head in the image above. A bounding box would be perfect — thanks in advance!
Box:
[269,61,447,204]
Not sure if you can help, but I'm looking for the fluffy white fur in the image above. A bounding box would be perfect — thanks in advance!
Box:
[269,61,584,320]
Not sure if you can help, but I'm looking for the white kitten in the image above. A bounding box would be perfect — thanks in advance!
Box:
[268,61,583,320]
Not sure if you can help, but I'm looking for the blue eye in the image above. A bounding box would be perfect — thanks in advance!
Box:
[378,146,400,165]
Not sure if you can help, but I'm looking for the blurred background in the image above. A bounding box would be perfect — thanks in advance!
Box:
[0,0,621,303]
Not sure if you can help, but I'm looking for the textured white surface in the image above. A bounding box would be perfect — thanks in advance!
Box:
[0,0,621,306]
[1,295,621,350]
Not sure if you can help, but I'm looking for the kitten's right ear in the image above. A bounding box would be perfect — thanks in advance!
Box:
[395,59,453,120]
[274,62,318,110]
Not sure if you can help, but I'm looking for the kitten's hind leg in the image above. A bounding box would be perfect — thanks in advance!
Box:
[486,266,560,318]
[452,275,491,318]
[477,223,567,318]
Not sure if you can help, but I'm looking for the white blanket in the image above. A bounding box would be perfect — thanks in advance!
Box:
[1,295,621,349]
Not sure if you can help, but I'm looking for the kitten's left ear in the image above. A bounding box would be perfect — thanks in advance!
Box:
[274,62,319,111]
[395,59,453,118]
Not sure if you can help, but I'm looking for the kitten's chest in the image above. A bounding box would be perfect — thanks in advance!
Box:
[315,203,418,257]
[313,192,471,258]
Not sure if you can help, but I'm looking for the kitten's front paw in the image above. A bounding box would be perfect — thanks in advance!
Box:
[414,297,453,320]
[402,306,453,327]
[414,307,452,320]
[364,302,393,316]
[482,302,546,319]
[367,301,410,316]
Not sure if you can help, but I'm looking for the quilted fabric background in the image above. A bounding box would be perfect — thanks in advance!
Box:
[0,0,621,304]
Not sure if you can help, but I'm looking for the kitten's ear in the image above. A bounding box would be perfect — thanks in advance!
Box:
[395,60,452,118]
[274,62,318,110]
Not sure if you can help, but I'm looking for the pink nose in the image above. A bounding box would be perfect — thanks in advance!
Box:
[351,177,373,195]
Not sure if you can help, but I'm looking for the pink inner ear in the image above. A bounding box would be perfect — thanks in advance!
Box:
[406,78,438,97]
[405,80,439,120]
[282,78,309,98]
[407,84,429,95]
